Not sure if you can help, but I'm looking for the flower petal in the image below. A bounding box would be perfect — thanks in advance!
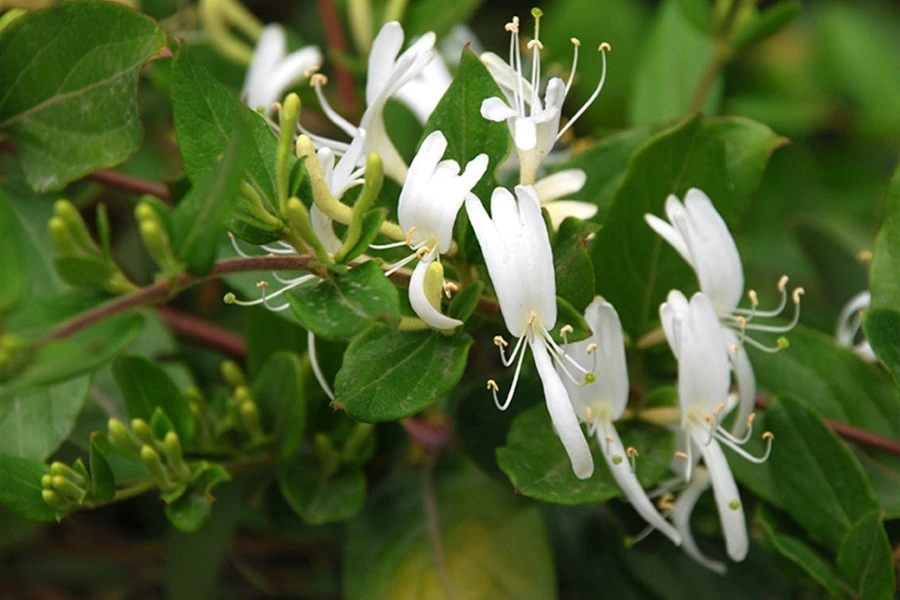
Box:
[310,204,342,255]
[585,299,629,418]
[366,21,404,105]
[678,293,730,420]
[480,97,518,122]
[534,169,587,203]
[514,118,538,150]
[516,185,557,328]
[531,337,593,479]
[541,201,598,229]
[408,259,462,331]
[693,433,748,562]
[672,467,728,574]
[243,24,287,109]
[602,421,682,545]
[660,289,689,360]
[723,328,756,438]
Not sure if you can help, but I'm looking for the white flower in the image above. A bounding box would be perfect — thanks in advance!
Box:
[670,466,727,574]
[466,184,593,479]
[835,290,876,361]
[480,11,609,185]
[375,131,487,330]
[243,24,322,113]
[560,297,681,544]
[305,21,435,182]
[394,49,452,123]
[645,189,804,436]
[660,290,775,564]
[533,169,597,228]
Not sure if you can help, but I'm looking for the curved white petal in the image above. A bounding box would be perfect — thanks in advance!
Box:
[266,46,322,104]
[683,189,744,315]
[480,52,535,106]
[672,467,727,574]
[310,204,342,254]
[534,169,587,203]
[678,293,731,421]
[723,328,756,438]
[366,21,404,105]
[586,299,630,418]
[645,213,691,265]
[514,118,538,151]
[516,185,557,329]
[542,201,598,229]
[602,421,682,545]
[243,24,287,107]
[543,77,568,111]
[408,259,462,331]
[660,289,690,359]
[481,97,518,122]
[532,337,593,479]
[693,433,748,562]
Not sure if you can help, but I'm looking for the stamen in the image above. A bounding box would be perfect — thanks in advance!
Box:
[308,331,334,400]
[369,239,409,250]
[714,429,774,464]
[499,334,526,367]
[260,243,297,255]
[856,249,873,262]
[415,246,431,259]
[777,275,789,293]
[228,231,255,258]
[585,342,598,354]
[626,446,639,472]
[494,335,509,348]
[556,42,610,141]
[384,251,420,276]
[674,451,689,461]
[443,281,458,297]
[565,38,581,95]
[304,65,320,78]
[487,379,499,391]
[560,324,574,341]
[504,16,519,33]
[309,73,328,87]
[492,339,529,411]
[740,334,789,354]
[748,290,759,308]
[657,492,676,512]
[271,101,282,114]
[310,76,358,138]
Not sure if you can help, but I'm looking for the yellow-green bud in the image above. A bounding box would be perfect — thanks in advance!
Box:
[131,419,155,445]
[163,431,182,460]
[287,197,330,263]
[48,216,75,252]
[41,474,53,488]
[221,360,245,388]
[423,262,445,312]
[134,202,156,223]
[50,462,86,487]
[314,433,340,476]
[51,475,86,503]
[108,418,141,455]
[42,488,68,510]
[233,386,252,406]
[140,445,171,486]
[53,199,96,253]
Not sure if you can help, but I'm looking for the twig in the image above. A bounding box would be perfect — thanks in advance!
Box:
[400,418,454,453]
[685,0,745,114]
[421,457,454,599]
[315,0,357,113]
[754,396,900,456]
[156,306,247,359]
[84,170,172,203]
[37,254,500,346]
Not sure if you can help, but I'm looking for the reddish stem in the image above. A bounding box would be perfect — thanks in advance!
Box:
[315,0,357,113]
[85,170,172,203]
[155,306,246,359]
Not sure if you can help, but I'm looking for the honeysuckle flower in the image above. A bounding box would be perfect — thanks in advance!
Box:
[394,48,452,123]
[670,466,727,574]
[373,131,487,330]
[466,184,593,479]
[560,297,681,544]
[533,169,597,227]
[660,290,775,564]
[645,189,804,436]
[480,10,610,185]
[243,24,322,113]
[305,21,435,182]
[835,290,876,361]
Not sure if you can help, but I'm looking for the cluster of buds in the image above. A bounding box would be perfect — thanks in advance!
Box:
[40,461,98,513]
[108,416,193,500]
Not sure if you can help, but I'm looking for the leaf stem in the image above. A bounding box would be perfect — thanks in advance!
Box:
[85,170,172,203]
[686,0,745,114]
[155,306,247,359]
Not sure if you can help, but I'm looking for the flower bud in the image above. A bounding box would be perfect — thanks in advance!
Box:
[108,418,141,455]
[220,360,245,388]
[42,488,69,510]
[51,475,86,504]
[50,462,86,487]
[140,445,171,487]
[131,418,155,445]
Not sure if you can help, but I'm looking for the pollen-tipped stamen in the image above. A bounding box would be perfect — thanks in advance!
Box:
[556,42,610,141]
[310,72,358,138]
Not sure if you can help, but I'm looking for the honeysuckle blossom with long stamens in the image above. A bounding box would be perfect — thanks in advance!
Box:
[242,24,322,113]
[480,10,610,185]
[660,290,775,564]
[645,189,804,436]
[376,131,487,330]
[559,297,682,544]
[466,184,593,479]
[835,290,876,361]
[305,22,435,182]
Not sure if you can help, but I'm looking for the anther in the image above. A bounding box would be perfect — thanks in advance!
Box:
[443,281,459,294]
[310,73,328,87]
[748,289,759,307]
[657,492,676,512]
[493,335,509,348]
[571,37,581,46]
[761,431,774,441]
[626,447,639,458]
[304,65,320,78]
[585,342,599,354]
[674,451,689,461]
[504,17,519,32]
[405,226,417,246]
[598,42,612,52]
[486,379,499,392]
[256,281,268,289]
[526,39,544,50]
[735,315,747,331]
[730,343,742,354]
[560,324,574,336]
[527,311,537,326]
[777,275,789,293]
[415,246,431,259]
[856,250,873,262]
[747,413,757,429]
[792,287,805,304]
[271,102,282,114]
[713,402,726,416]
[583,407,593,423]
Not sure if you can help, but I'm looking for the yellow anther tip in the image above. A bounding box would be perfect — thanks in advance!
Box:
[493,335,508,347]
[777,275,789,292]
[256,281,268,288]
[310,73,328,87]
[571,37,581,46]
[762,431,774,441]
[792,287,805,303]
[486,379,499,391]
[304,65,320,78]
[626,447,639,458]
[675,451,689,460]
[598,42,612,52]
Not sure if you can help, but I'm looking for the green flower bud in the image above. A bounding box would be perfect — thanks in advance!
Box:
[50,462,87,487]
[41,474,53,488]
[131,419,155,445]
[108,418,141,455]
[42,488,69,510]
[287,197,331,264]
[53,199,96,254]
[140,445,171,487]
[220,360,245,388]
[51,475,86,504]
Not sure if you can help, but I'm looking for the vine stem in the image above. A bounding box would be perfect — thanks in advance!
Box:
[37,254,500,347]
[85,170,172,203]
[686,0,746,114]
[156,306,247,359]
[315,0,357,113]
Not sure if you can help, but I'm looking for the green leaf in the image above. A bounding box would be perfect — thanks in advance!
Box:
[0,376,90,460]
[172,51,287,231]
[0,194,26,312]
[497,404,674,504]
[757,507,852,598]
[279,460,365,525]
[749,325,900,516]
[163,463,231,533]
[836,511,895,600]
[286,262,401,340]
[766,396,879,550]
[89,433,115,503]
[554,295,592,344]
[5,312,144,393]
[334,324,472,422]
[864,165,900,380]
[403,0,484,39]
[0,2,167,191]
[629,0,721,125]
[52,255,115,290]
[447,280,484,322]
[251,352,305,463]
[343,462,556,600]
[553,218,598,312]
[171,116,250,276]
[112,355,195,443]
[341,208,387,263]
[0,456,55,522]
[421,46,510,203]
[674,0,713,32]
[732,1,802,52]
[557,121,671,223]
